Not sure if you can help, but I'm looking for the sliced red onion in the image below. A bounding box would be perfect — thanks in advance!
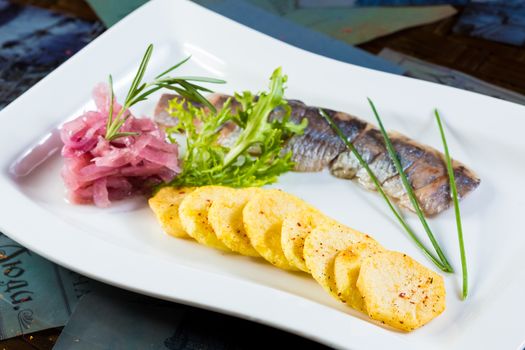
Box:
[60,83,180,207]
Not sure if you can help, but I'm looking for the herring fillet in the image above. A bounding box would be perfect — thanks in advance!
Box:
[154,93,480,217]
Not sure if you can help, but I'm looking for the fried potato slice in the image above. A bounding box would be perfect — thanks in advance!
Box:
[243,189,311,270]
[208,187,262,257]
[357,251,446,331]
[148,187,195,238]
[304,223,375,298]
[334,241,384,312]
[281,209,335,272]
[179,186,235,251]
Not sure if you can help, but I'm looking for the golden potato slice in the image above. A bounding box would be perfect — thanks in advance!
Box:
[333,241,384,312]
[281,209,335,272]
[357,251,446,331]
[148,187,195,238]
[243,189,311,270]
[304,222,374,299]
[179,186,235,251]
[208,187,262,257]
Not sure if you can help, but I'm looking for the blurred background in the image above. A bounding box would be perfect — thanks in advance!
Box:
[0,0,523,349]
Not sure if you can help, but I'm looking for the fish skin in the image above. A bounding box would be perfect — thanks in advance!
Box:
[382,176,405,200]
[154,93,240,147]
[392,158,480,216]
[381,147,448,202]
[270,99,308,123]
[354,134,425,190]
[153,94,190,127]
[208,93,245,148]
[152,94,224,127]
[331,126,386,181]
[286,107,367,172]
[454,163,480,199]
[422,163,479,216]
[405,148,447,190]
[331,130,426,192]
[154,93,480,217]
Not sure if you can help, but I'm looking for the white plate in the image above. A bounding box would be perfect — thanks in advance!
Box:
[1,0,524,349]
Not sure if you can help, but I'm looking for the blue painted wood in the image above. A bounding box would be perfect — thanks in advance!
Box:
[454,1,525,46]
[296,0,469,6]
[0,0,104,109]
[194,0,404,74]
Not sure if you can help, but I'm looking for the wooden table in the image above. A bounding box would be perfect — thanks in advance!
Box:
[360,13,525,96]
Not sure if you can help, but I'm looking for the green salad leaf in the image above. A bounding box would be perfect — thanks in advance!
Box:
[165,68,307,188]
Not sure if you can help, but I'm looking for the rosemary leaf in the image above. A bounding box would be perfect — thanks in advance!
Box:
[155,55,192,79]
[167,76,227,84]
[106,75,115,133]
[125,44,153,104]
[104,44,225,141]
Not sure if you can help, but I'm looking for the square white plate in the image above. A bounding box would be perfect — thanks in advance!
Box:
[1,0,524,349]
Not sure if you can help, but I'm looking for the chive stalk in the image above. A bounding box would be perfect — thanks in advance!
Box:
[367,99,454,273]
[435,109,468,298]
[320,109,448,272]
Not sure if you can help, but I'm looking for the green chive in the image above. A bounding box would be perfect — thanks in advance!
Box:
[320,109,448,272]
[435,109,468,299]
[367,98,454,273]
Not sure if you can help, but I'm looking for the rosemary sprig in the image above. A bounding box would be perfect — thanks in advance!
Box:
[320,109,448,272]
[367,99,454,273]
[435,109,468,298]
[104,44,225,141]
